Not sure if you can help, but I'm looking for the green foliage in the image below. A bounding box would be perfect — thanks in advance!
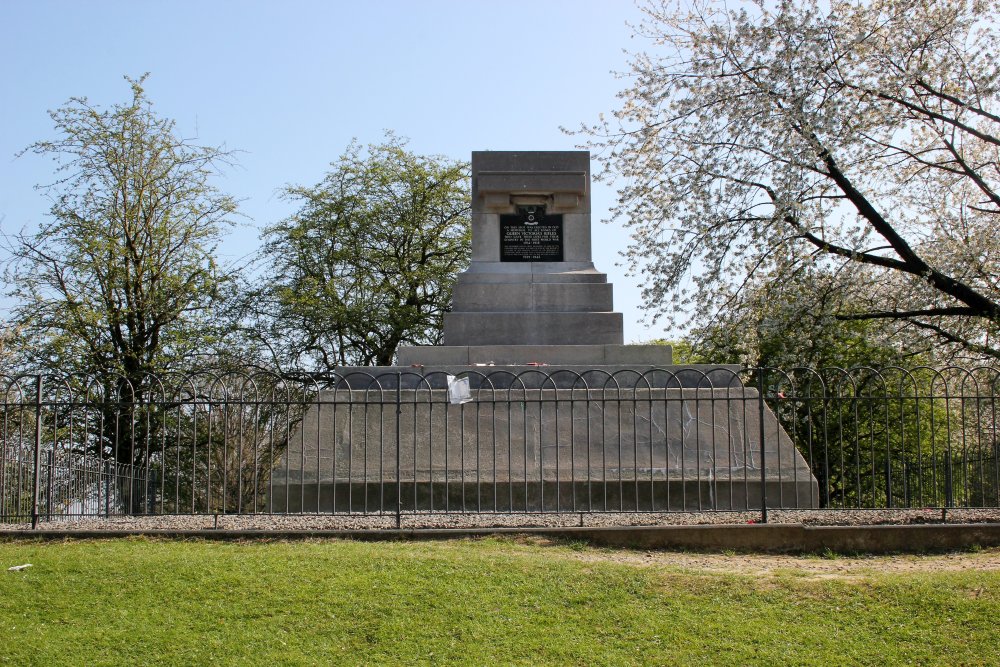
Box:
[761,366,1000,509]
[685,265,926,370]
[0,539,998,665]
[254,133,470,369]
[3,76,246,468]
[4,74,241,382]
[672,271,998,509]
[646,339,708,365]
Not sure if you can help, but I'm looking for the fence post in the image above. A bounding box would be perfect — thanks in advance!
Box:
[46,449,53,522]
[30,375,43,530]
[395,372,402,529]
[104,460,112,517]
[758,371,768,524]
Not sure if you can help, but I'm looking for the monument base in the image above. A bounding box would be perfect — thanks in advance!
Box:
[270,380,821,513]
[269,150,822,513]
[271,478,819,514]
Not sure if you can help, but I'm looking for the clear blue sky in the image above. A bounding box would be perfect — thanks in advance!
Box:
[0,0,669,342]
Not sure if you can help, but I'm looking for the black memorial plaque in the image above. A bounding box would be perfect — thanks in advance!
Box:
[499,211,563,262]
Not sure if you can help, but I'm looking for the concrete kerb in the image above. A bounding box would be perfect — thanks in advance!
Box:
[3,523,1000,554]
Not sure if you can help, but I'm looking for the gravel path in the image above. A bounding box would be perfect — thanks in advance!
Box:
[542,538,1000,575]
[3,507,1000,532]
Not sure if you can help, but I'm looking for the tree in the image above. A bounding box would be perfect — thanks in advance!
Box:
[687,266,931,369]
[670,265,992,510]
[4,75,241,465]
[5,74,240,383]
[665,263,954,508]
[151,371,308,515]
[253,134,470,370]
[577,0,1000,362]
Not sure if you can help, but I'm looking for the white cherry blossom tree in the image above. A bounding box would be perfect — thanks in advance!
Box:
[578,0,1000,361]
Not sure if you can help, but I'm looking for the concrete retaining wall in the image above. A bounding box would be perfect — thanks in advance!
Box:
[271,387,820,511]
[6,523,999,554]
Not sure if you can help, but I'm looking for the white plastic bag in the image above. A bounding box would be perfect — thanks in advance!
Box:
[446,375,473,405]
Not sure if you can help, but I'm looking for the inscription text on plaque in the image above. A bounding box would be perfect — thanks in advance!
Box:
[499,208,563,262]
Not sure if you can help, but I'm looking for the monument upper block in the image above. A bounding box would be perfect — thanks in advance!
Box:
[469,151,595,266]
[472,151,590,214]
[439,150,623,347]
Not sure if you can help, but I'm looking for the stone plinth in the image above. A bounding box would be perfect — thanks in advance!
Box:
[270,385,819,513]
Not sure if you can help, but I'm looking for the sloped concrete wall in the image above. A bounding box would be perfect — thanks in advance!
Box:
[270,387,819,511]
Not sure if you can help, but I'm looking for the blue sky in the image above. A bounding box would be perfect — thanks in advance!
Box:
[0,0,668,342]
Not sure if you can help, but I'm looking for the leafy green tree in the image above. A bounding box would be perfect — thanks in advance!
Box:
[700,279,987,509]
[687,266,923,370]
[4,75,241,465]
[578,0,1000,362]
[254,134,470,369]
[661,265,964,509]
[6,74,240,382]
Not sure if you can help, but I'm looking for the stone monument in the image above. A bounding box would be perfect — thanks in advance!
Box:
[398,150,669,367]
[271,151,819,514]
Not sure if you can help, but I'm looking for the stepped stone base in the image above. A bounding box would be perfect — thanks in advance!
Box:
[446,264,624,346]
[453,279,613,312]
[397,344,672,367]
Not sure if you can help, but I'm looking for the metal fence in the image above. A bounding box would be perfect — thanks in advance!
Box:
[2,367,998,526]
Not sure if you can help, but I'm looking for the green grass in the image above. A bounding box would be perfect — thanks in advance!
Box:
[0,537,997,666]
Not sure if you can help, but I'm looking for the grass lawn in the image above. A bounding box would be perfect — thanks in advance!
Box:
[0,536,997,666]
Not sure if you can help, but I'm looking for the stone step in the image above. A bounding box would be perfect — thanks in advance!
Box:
[452,281,614,313]
[443,311,624,346]
[397,344,673,366]
[456,262,609,283]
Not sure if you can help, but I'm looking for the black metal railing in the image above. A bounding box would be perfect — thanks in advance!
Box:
[2,366,997,526]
